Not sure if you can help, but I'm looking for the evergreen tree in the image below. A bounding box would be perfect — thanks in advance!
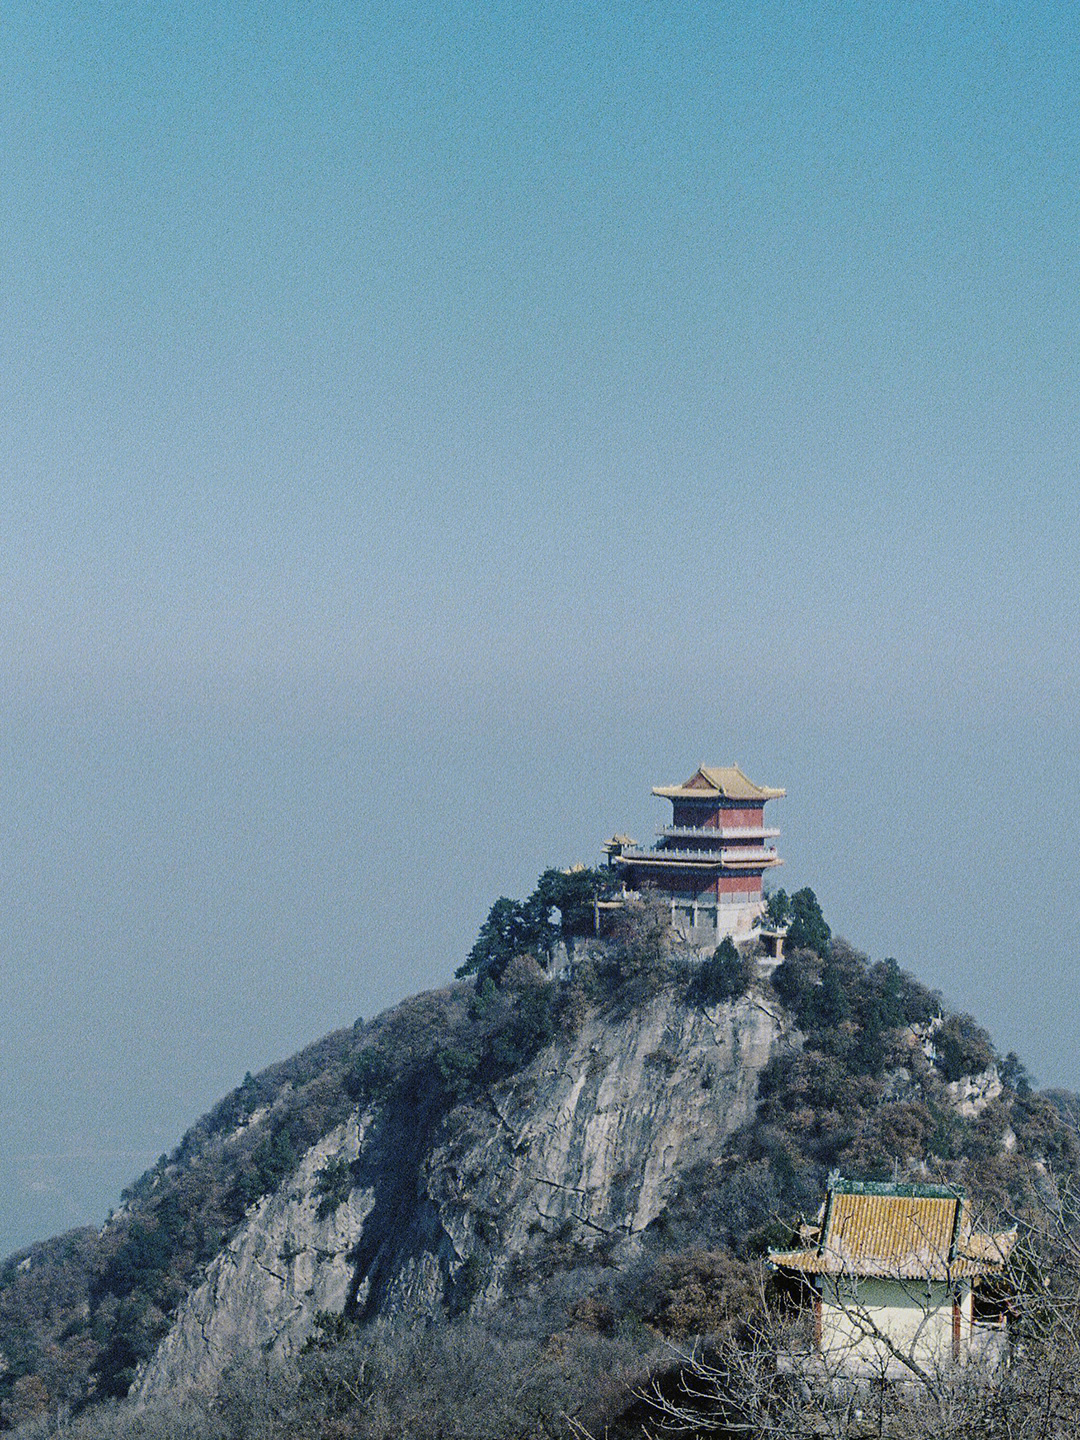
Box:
[531,866,617,936]
[785,887,831,956]
[456,896,557,984]
[694,938,753,1004]
[763,888,791,928]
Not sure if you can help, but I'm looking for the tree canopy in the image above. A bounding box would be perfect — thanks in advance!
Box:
[457,867,619,985]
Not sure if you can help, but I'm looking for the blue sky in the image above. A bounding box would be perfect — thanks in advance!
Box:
[0,0,1077,1254]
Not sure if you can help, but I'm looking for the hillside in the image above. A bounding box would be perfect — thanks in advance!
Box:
[0,892,1075,1436]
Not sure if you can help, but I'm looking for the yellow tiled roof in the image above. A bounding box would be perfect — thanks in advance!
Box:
[770,1183,1016,1281]
[652,764,785,802]
[962,1230,1019,1266]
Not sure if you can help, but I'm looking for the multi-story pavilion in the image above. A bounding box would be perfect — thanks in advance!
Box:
[605,764,784,943]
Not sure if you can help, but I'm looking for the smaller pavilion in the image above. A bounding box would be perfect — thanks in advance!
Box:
[769,1176,1016,1380]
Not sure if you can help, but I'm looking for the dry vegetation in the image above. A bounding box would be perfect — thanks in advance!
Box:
[2,886,1079,1438]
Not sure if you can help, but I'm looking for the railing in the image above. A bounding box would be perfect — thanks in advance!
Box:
[722,846,781,863]
[621,845,778,864]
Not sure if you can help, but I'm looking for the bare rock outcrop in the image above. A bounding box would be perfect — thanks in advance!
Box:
[136,1117,368,1401]
[136,987,791,1403]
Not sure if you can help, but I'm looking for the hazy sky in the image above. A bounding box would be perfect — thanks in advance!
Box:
[1,0,1078,1256]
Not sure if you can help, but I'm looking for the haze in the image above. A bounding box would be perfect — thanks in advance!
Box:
[1,0,1077,1257]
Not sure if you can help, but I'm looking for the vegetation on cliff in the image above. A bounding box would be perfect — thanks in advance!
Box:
[0,883,1076,1437]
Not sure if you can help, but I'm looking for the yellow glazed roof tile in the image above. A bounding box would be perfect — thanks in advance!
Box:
[652,764,786,802]
[770,1183,1015,1280]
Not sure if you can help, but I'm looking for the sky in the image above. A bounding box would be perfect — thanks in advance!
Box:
[0,0,1077,1256]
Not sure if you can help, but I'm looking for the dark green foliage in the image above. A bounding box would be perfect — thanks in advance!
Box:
[436,964,559,1103]
[531,866,619,936]
[434,1040,484,1102]
[343,1047,395,1104]
[692,938,753,1004]
[762,887,791,928]
[1009,1089,1080,1169]
[456,895,556,984]
[926,1102,962,1160]
[100,1217,181,1300]
[1001,1051,1033,1095]
[467,975,499,1020]
[772,942,940,1078]
[770,947,817,1017]
[815,959,850,1026]
[645,1045,680,1075]
[301,1309,354,1354]
[784,887,831,955]
[743,932,1076,1213]
[582,894,681,1011]
[314,1156,362,1220]
[226,1125,302,1216]
[484,973,557,1076]
[93,1296,163,1399]
[446,1253,484,1317]
[0,1015,401,1412]
[933,1012,995,1082]
[871,955,939,1026]
[457,867,620,985]
[5,876,1080,1435]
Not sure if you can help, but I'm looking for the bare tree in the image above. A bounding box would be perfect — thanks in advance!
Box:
[593,1179,1080,1440]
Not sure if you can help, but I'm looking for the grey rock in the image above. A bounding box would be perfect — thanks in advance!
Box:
[136,987,790,1402]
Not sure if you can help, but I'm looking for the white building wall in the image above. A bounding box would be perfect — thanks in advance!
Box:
[819,1278,971,1376]
[670,897,765,947]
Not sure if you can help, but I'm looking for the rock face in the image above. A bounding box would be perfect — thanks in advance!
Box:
[136,989,791,1403]
[136,1118,368,1402]
[947,1066,1003,1118]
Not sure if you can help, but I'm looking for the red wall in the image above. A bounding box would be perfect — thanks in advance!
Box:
[719,803,765,829]
[625,868,763,901]
[671,801,720,828]
[668,801,768,829]
[717,874,763,897]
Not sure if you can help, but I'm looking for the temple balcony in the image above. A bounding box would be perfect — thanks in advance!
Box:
[620,845,780,866]
[658,825,780,841]
[721,845,782,866]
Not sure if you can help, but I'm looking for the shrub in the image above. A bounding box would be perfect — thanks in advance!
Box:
[772,940,941,1076]
[933,1013,995,1083]
[314,1155,361,1220]
[434,1042,483,1102]
[813,959,850,1027]
[226,1125,301,1216]
[595,894,679,1008]
[1001,1051,1033,1095]
[770,949,820,1021]
[638,1249,759,1339]
[446,1254,484,1317]
[343,1047,395,1104]
[692,939,753,1004]
[483,974,556,1080]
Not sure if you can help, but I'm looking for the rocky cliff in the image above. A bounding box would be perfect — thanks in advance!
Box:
[0,927,1073,1432]
[136,987,789,1401]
